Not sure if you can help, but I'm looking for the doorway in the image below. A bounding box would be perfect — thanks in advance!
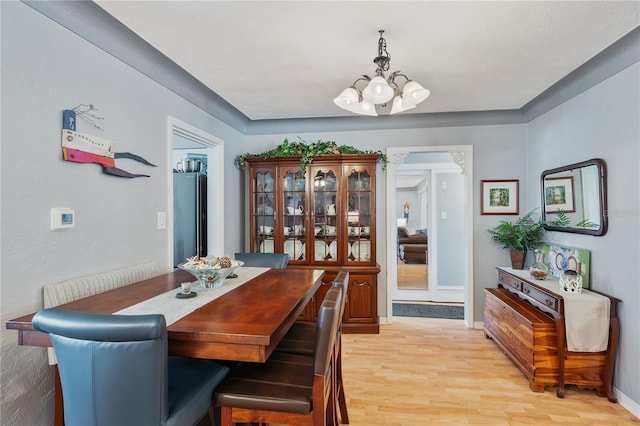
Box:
[167,117,224,267]
[385,146,474,328]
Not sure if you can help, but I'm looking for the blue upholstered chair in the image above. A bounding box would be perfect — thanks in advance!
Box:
[32,308,229,426]
[233,252,289,269]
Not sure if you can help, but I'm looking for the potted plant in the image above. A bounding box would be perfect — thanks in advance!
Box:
[488,209,545,269]
[234,137,388,173]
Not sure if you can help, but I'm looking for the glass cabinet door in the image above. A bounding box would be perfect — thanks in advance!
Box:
[252,170,275,253]
[310,167,339,263]
[281,168,306,262]
[346,167,373,264]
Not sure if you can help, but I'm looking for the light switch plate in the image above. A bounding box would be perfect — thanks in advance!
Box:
[157,212,167,230]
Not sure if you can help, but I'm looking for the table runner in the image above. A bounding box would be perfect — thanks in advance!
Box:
[115,267,269,325]
[504,268,609,352]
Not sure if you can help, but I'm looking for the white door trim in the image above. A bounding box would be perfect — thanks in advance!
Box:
[167,117,224,267]
[385,145,474,328]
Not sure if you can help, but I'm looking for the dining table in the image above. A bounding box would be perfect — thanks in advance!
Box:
[6,266,324,425]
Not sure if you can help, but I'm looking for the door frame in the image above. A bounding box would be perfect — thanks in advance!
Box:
[394,163,465,303]
[167,117,224,266]
[385,145,474,328]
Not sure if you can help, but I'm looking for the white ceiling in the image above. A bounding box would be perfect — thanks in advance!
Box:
[95,1,639,121]
[396,175,426,189]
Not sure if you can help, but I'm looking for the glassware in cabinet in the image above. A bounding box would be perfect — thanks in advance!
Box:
[252,170,275,253]
[346,168,373,263]
[281,169,306,261]
[310,168,338,263]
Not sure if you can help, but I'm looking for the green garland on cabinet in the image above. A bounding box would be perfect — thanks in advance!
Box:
[234,138,388,172]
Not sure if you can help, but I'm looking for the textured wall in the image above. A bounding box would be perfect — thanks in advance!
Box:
[526,62,640,406]
[0,3,243,424]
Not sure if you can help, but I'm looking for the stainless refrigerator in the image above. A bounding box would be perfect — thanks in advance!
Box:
[173,172,207,266]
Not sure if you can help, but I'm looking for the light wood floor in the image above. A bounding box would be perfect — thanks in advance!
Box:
[397,259,428,290]
[341,317,638,425]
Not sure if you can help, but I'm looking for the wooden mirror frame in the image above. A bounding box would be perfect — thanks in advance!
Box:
[541,158,608,236]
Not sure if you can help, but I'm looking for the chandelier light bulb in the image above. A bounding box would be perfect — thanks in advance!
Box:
[400,81,431,108]
[362,76,394,104]
[354,100,378,116]
[333,87,360,112]
[390,95,416,115]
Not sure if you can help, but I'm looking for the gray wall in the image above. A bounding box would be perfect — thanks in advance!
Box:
[1,2,638,424]
[435,172,465,287]
[0,3,244,424]
[526,62,640,404]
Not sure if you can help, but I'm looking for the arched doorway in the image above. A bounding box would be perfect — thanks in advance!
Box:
[385,145,474,328]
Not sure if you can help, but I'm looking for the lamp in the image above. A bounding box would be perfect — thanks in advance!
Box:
[334,30,430,116]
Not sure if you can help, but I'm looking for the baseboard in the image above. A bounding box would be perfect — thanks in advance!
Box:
[615,387,640,419]
[473,320,485,329]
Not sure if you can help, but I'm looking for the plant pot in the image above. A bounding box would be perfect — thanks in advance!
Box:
[509,250,526,270]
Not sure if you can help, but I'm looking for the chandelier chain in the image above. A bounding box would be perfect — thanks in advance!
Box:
[374,30,391,72]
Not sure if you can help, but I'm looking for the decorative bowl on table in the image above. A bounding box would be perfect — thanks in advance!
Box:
[178,255,243,289]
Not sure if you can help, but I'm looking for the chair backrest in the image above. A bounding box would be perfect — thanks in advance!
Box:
[313,286,342,376]
[331,271,349,324]
[32,309,169,425]
[233,252,289,269]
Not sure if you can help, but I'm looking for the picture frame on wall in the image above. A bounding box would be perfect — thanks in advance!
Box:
[480,180,519,215]
[544,176,575,213]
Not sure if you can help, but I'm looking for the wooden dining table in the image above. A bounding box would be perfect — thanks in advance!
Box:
[6,267,324,425]
[7,267,324,362]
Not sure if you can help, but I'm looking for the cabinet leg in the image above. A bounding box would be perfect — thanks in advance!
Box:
[556,387,565,399]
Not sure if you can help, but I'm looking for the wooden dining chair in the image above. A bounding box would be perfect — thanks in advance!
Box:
[214,286,342,426]
[275,271,350,424]
[32,308,230,426]
[233,252,289,269]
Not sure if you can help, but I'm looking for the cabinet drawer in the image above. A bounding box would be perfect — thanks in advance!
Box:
[522,283,558,311]
[497,270,522,291]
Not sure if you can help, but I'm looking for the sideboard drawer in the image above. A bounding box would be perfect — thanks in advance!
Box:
[497,270,522,291]
[522,283,559,311]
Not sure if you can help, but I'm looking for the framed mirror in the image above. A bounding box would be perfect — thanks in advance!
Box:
[541,158,607,236]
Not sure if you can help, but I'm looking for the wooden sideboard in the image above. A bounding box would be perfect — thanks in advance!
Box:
[484,267,620,401]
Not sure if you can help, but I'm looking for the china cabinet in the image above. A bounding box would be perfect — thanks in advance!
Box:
[245,154,381,333]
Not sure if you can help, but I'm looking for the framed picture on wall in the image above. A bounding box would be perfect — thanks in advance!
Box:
[481,180,519,215]
[544,176,575,213]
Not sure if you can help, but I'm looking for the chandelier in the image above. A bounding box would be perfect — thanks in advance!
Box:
[333,30,430,116]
